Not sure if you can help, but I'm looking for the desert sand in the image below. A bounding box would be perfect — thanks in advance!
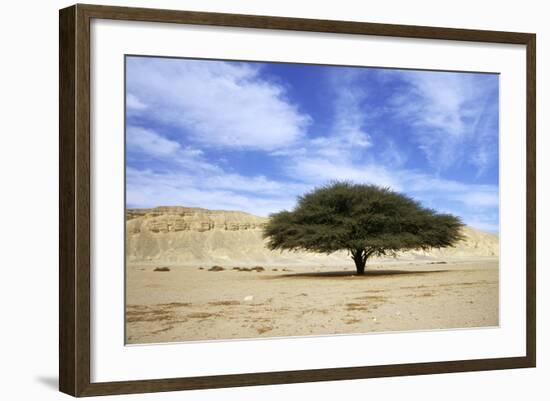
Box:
[125,207,499,344]
[126,259,498,344]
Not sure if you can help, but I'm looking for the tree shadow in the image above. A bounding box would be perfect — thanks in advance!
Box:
[271,269,450,279]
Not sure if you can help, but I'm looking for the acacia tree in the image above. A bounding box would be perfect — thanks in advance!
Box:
[263,182,464,275]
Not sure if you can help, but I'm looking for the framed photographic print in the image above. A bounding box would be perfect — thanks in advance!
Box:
[59,4,536,397]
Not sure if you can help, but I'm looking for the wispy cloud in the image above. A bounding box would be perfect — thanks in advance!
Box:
[126,126,220,173]
[270,69,372,160]
[324,71,372,156]
[380,139,408,168]
[384,70,499,173]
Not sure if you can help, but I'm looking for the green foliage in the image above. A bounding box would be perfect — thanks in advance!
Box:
[263,182,464,273]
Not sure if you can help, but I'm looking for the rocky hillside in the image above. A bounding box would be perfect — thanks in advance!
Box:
[126,206,499,266]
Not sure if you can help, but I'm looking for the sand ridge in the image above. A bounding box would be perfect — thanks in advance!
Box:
[126,206,499,266]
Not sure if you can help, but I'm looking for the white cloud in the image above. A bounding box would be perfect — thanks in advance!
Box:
[202,173,309,196]
[454,191,499,208]
[286,157,402,190]
[126,126,222,174]
[126,93,147,111]
[126,57,311,151]
[398,170,498,208]
[126,154,499,231]
[127,126,180,157]
[463,216,499,233]
[126,167,299,217]
[286,155,498,214]
[124,124,307,216]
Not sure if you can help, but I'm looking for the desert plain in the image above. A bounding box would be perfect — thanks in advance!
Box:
[125,207,499,344]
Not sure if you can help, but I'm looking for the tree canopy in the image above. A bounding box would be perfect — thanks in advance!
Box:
[263,182,464,274]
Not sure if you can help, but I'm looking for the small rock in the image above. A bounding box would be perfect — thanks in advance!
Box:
[153,267,170,272]
[208,265,225,272]
[243,295,254,302]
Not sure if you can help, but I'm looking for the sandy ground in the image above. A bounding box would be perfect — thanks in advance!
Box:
[125,259,498,344]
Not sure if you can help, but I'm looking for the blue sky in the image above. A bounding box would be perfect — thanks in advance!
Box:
[125,56,499,233]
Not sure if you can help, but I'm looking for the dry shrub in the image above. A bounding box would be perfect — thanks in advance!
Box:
[208,300,240,306]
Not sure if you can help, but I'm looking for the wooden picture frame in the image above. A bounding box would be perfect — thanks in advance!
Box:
[59,3,536,397]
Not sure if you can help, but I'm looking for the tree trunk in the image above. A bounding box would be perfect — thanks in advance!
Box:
[351,249,367,275]
[355,261,365,275]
